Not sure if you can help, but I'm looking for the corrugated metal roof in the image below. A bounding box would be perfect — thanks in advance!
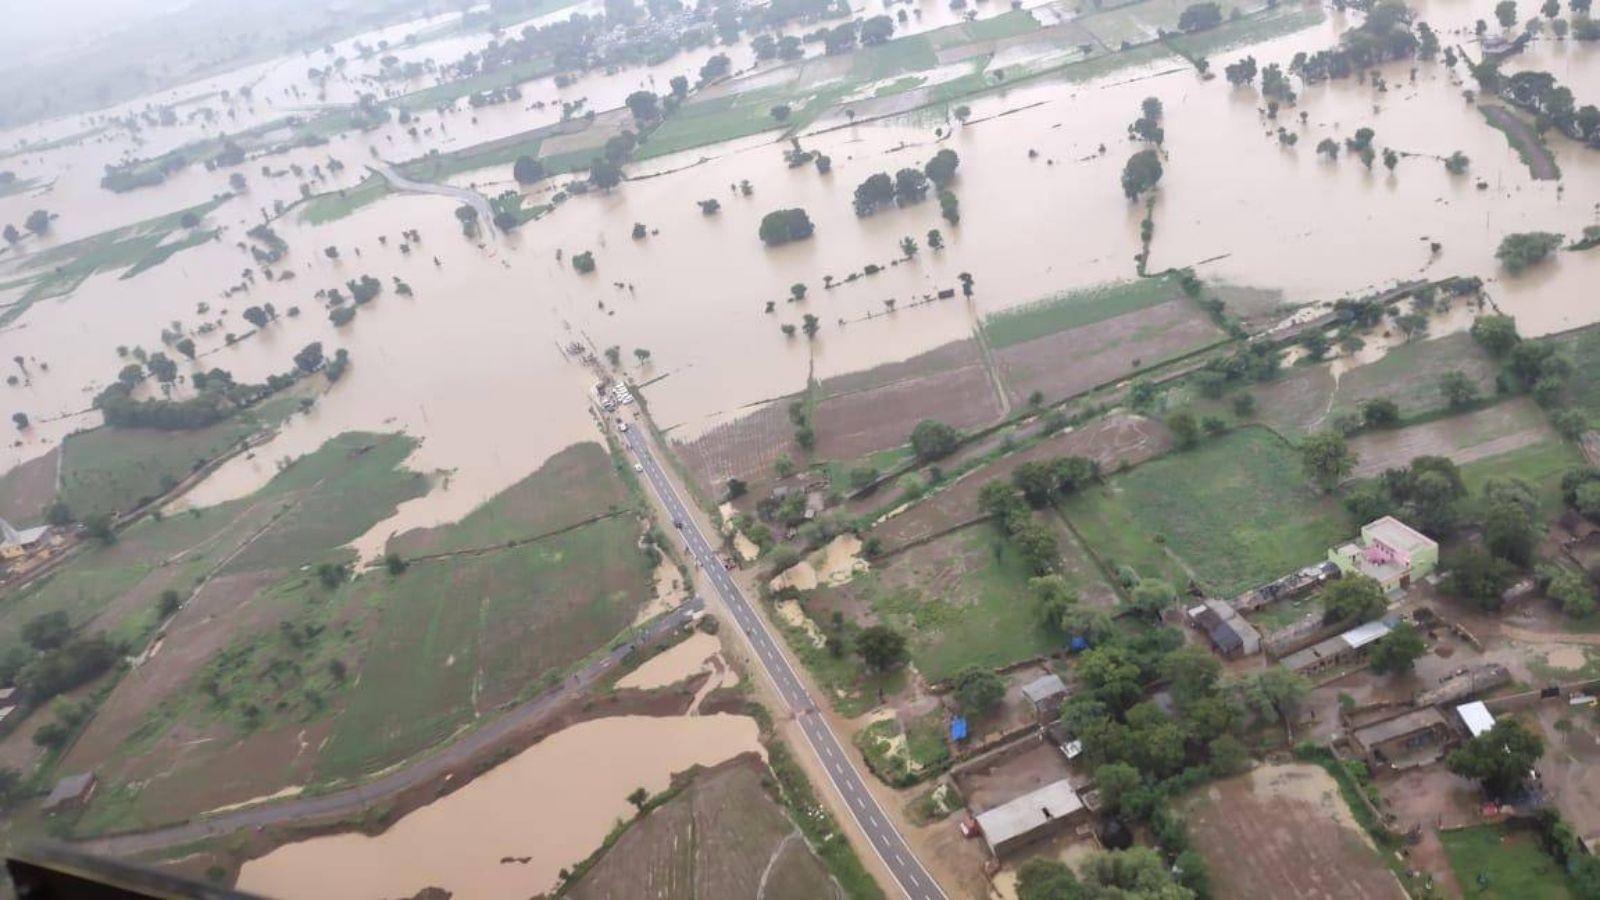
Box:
[1456,700,1496,738]
[975,780,1083,849]
[1340,618,1395,650]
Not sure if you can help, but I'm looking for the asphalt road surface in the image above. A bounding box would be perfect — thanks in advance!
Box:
[369,160,495,231]
[620,425,947,900]
[78,597,703,859]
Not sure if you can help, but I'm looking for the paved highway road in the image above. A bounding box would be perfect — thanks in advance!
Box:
[620,425,947,900]
[369,160,496,231]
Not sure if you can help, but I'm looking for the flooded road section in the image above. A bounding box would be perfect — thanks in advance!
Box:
[237,713,762,900]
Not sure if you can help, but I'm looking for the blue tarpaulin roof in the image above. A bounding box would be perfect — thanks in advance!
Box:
[950,717,969,741]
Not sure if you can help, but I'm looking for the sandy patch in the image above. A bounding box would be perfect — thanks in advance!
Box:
[773,599,826,649]
[1544,645,1589,671]
[770,535,868,592]
[733,531,760,562]
[617,632,721,691]
[633,558,689,626]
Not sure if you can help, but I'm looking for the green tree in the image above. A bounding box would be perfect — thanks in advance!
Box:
[1470,314,1520,356]
[1120,149,1163,200]
[1496,231,1562,273]
[1448,718,1543,797]
[1439,370,1478,409]
[1240,667,1309,723]
[589,158,623,191]
[758,208,814,245]
[953,667,1005,716]
[24,209,50,236]
[22,611,71,652]
[1033,575,1081,634]
[1016,858,1081,900]
[627,786,650,810]
[923,148,960,189]
[513,155,546,184]
[1301,430,1356,490]
[1368,622,1425,675]
[1362,398,1401,429]
[856,625,908,671]
[1168,411,1200,449]
[1093,761,1143,816]
[1495,0,1518,26]
[1542,565,1596,617]
[909,419,959,461]
[1322,575,1387,625]
[1446,548,1517,610]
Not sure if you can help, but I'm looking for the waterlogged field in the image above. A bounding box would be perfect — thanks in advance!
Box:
[0,0,1596,891]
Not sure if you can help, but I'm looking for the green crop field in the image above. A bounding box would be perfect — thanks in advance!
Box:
[315,513,652,779]
[1550,322,1600,426]
[1459,438,1586,520]
[984,276,1183,349]
[1440,825,1575,899]
[58,395,303,522]
[1062,427,1351,597]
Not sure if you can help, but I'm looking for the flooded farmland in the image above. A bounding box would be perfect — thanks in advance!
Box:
[237,713,762,899]
[0,0,1597,893]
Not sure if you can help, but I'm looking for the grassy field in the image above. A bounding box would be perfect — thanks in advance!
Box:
[635,88,794,161]
[58,394,303,522]
[1459,438,1586,519]
[1062,427,1351,597]
[315,511,652,779]
[984,275,1183,349]
[826,523,1066,683]
[297,176,392,225]
[1440,825,1575,899]
[1549,322,1600,426]
[855,710,950,786]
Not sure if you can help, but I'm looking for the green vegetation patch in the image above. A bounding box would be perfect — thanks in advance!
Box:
[316,514,653,779]
[1062,427,1350,597]
[298,176,392,225]
[1548,322,1600,426]
[833,523,1067,682]
[1459,439,1585,520]
[984,275,1182,349]
[635,88,793,161]
[388,441,631,557]
[1440,825,1576,899]
[853,711,951,786]
[59,394,302,522]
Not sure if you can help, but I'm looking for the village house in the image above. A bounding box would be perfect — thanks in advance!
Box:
[0,518,51,562]
[973,779,1088,858]
[1328,516,1438,594]
[1020,673,1070,721]
[41,773,96,812]
[1280,619,1396,676]
[1186,598,1261,658]
[1351,707,1456,770]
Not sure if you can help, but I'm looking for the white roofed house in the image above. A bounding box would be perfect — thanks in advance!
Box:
[973,779,1088,858]
[0,517,50,562]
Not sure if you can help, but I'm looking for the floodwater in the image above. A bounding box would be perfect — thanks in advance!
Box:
[0,0,1595,550]
[236,713,762,900]
[615,630,722,690]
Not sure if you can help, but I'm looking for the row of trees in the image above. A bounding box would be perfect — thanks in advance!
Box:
[852,149,960,218]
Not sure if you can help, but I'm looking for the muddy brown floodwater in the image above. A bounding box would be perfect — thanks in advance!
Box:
[236,713,762,900]
[1,0,1594,545]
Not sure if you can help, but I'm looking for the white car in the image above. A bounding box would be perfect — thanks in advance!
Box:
[619,422,629,432]
[634,463,644,472]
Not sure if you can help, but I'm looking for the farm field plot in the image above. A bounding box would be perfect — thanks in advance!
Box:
[1253,332,1501,440]
[58,394,304,521]
[316,513,653,781]
[987,278,1224,406]
[1060,427,1349,597]
[872,412,1171,548]
[0,446,59,525]
[1549,321,1600,426]
[1439,825,1575,900]
[1345,397,1559,479]
[672,398,804,499]
[1458,438,1586,518]
[387,440,630,557]
[1183,764,1406,900]
[46,432,653,831]
[567,757,839,900]
[812,340,1003,462]
[812,519,1109,682]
